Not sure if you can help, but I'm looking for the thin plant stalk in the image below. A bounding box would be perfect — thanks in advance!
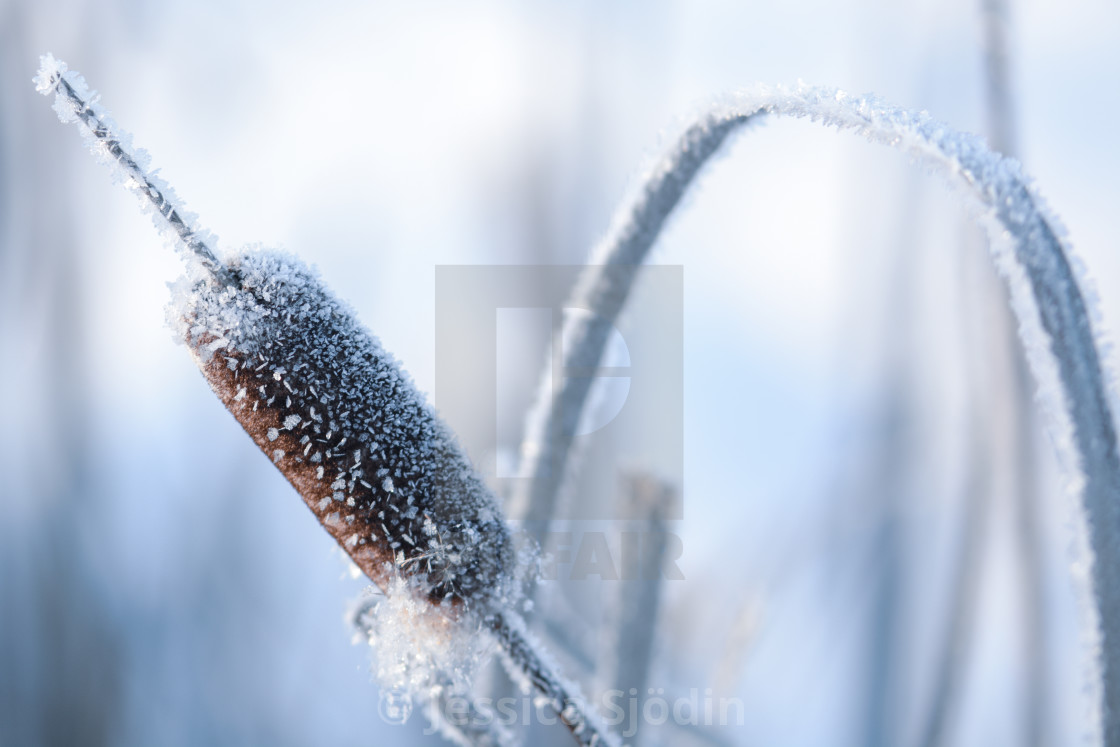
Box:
[1012,337,1049,747]
[601,473,676,744]
[916,229,997,747]
[921,2,1049,743]
[982,0,1019,159]
[862,168,924,747]
[981,1,1051,742]
[35,57,233,285]
[522,87,1120,742]
[509,111,758,533]
[920,3,1048,743]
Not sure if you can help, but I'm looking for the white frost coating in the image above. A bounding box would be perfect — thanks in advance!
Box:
[517,84,1120,743]
[33,54,232,284]
[491,612,620,747]
[355,577,495,704]
[350,593,521,747]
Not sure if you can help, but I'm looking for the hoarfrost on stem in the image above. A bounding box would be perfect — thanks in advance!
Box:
[521,82,1120,743]
[34,53,233,284]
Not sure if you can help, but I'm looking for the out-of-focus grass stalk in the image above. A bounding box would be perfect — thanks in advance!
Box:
[916,227,997,747]
[600,473,676,744]
[980,2,1051,743]
[922,2,1052,741]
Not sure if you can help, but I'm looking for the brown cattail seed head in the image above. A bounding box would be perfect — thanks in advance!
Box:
[170,250,515,615]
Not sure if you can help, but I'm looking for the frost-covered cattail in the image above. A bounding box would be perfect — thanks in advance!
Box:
[36,55,614,747]
[174,252,516,611]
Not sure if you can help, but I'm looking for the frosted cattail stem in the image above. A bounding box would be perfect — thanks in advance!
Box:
[489,613,611,747]
[36,55,616,747]
[526,87,1120,741]
[33,53,235,285]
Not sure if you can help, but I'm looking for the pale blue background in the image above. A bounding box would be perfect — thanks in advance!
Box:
[1,0,1118,744]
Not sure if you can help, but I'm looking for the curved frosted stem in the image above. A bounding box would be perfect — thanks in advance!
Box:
[520,86,1120,742]
[510,111,756,530]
